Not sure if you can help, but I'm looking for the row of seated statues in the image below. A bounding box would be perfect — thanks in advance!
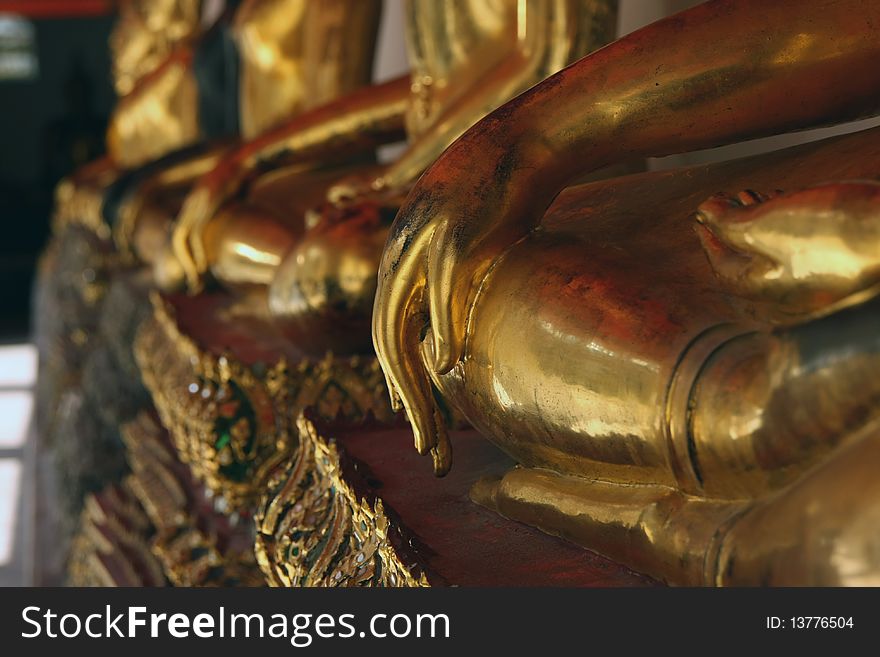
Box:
[43,0,880,586]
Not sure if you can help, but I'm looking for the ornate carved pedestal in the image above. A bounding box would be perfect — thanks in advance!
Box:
[128,288,653,586]
[68,481,166,587]
[134,291,394,513]
[256,412,655,587]
[121,411,265,586]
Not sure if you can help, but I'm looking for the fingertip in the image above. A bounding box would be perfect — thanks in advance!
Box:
[431,331,455,374]
[408,392,442,457]
[411,422,432,455]
[431,431,452,477]
[694,209,720,233]
[388,383,403,413]
[390,396,402,414]
[694,221,725,256]
[431,319,466,375]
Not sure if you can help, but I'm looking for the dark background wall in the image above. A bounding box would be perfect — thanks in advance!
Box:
[0,15,114,337]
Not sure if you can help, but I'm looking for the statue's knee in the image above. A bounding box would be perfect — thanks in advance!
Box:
[684,330,791,498]
[688,304,880,498]
[267,211,389,355]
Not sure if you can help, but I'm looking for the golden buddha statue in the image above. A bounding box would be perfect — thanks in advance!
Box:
[372,0,880,585]
[52,0,205,237]
[118,0,386,274]
[58,0,383,254]
[108,0,382,170]
[163,0,620,358]
[110,0,203,98]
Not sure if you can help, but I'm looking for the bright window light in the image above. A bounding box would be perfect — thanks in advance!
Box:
[0,458,22,566]
[0,343,38,388]
[0,391,33,449]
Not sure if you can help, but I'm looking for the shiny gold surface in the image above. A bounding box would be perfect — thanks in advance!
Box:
[235,0,381,140]
[65,0,380,241]
[54,1,206,238]
[374,0,880,473]
[168,76,411,290]
[372,0,880,584]
[115,143,231,260]
[107,48,202,169]
[381,0,619,191]
[266,191,397,355]
[109,0,382,171]
[200,162,387,292]
[255,414,430,587]
[694,184,880,323]
[171,0,618,351]
[110,0,203,97]
[154,1,396,288]
[439,140,880,493]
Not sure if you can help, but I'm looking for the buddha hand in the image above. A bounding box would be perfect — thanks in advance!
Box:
[372,121,545,476]
[695,181,880,322]
[170,154,249,293]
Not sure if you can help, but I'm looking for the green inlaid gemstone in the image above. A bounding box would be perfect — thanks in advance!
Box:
[216,431,231,450]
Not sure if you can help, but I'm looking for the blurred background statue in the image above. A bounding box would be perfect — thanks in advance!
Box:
[160,0,620,357]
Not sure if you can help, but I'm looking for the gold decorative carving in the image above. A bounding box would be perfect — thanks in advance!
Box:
[67,480,166,587]
[135,292,393,511]
[121,412,264,587]
[255,413,429,588]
